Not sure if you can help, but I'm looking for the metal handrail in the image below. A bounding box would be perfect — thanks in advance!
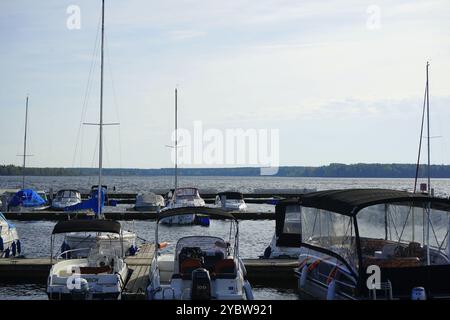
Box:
[55,247,92,260]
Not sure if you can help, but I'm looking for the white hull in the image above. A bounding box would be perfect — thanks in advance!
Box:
[47,257,128,300]
[1,218,21,258]
[263,235,300,259]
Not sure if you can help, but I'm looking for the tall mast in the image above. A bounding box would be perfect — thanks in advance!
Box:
[426,61,431,194]
[98,0,105,218]
[174,88,178,191]
[22,96,29,190]
[425,61,431,266]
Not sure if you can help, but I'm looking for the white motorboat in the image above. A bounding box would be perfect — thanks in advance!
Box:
[215,191,247,212]
[135,192,165,211]
[47,220,129,300]
[51,189,82,211]
[0,212,22,258]
[161,187,206,225]
[147,207,254,300]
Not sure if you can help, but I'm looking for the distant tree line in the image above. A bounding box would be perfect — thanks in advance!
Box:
[1,163,450,178]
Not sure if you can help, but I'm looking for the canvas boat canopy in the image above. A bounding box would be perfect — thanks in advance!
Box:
[158,206,236,222]
[300,188,450,216]
[275,199,302,247]
[52,219,121,234]
[8,189,46,207]
[217,192,244,200]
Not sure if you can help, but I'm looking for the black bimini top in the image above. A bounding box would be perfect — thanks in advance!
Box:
[217,191,243,199]
[300,188,450,217]
[52,219,121,234]
[158,206,237,222]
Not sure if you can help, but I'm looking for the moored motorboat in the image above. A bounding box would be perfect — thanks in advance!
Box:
[147,206,254,300]
[7,189,49,212]
[0,212,22,258]
[47,219,129,300]
[51,189,82,211]
[215,191,247,212]
[161,187,207,225]
[135,192,165,211]
[293,188,450,300]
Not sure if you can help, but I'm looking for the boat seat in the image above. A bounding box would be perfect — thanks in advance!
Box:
[213,259,236,276]
[203,251,225,272]
[180,258,202,276]
[79,266,112,274]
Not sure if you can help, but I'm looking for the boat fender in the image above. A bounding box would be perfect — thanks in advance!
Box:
[411,287,426,300]
[128,245,137,256]
[16,240,21,255]
[0,236,3,251]
[243,280,254,300]
[4,248,10,258]
[307,259,321,272]
[11,241,16,256]
[327,266,339,285]
[326,279,337,300]
[299,265,308,288]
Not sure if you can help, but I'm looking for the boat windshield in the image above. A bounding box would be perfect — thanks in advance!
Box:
[283,204,302,234]
[176,188,198,197]
[301,207,357,270]
[357,203,449,263]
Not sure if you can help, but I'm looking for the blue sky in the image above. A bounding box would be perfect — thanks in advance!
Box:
[1,0,450,168]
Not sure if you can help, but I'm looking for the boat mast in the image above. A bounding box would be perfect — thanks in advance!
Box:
[22,96,29,190]
[98,0,105,218]
[425,61,431,266]
[174,88,178,191]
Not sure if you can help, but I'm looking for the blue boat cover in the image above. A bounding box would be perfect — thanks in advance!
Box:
[64,189,105,216]
[8,189,46,208]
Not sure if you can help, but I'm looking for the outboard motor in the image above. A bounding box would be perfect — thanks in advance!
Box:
[191,268,212,300]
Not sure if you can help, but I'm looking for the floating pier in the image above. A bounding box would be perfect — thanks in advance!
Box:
[3,210,275,221]
[0,243,298,299]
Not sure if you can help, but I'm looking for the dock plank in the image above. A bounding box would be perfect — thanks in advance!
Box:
[122,243,155,300]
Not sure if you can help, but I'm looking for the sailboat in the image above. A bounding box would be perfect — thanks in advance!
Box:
[293,63,450,300]
[8,96,49,212]
[160,89,208,226]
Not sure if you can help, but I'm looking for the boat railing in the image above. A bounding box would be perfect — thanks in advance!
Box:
[55,248,91,260]
[370,280,393,300]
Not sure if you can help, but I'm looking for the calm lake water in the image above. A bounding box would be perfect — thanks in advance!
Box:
[2,175,450,300]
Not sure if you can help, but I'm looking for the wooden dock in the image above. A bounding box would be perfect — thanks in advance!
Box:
[0,244,298,296]
[122,243,155,300]
[3,210,275,221]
